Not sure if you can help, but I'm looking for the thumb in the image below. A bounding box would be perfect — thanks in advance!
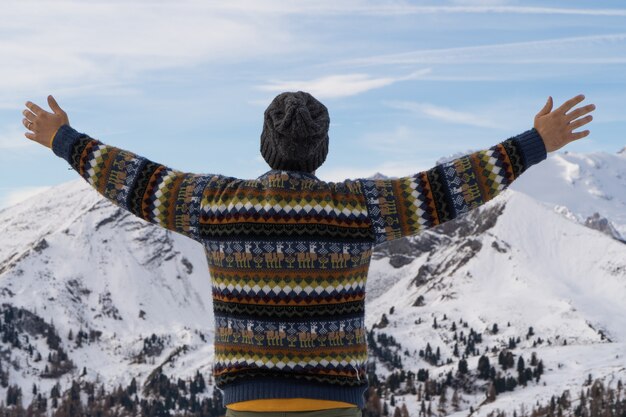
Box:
[48,95,63,114]
[536,96,553,117]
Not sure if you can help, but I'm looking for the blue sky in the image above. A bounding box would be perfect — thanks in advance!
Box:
[1,0,625,209]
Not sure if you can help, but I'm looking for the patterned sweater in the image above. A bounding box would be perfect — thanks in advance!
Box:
[51,125,547,410]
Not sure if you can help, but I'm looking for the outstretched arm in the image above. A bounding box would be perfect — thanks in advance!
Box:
[22,95,232,242]
[356,94,595,246]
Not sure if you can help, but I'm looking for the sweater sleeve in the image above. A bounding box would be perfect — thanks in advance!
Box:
[356,128,547,246]
[51,124,235,242]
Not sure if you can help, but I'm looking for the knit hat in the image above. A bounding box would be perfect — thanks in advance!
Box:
[260,91,330,173]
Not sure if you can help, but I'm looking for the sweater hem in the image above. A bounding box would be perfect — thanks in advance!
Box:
[220,379,368,409]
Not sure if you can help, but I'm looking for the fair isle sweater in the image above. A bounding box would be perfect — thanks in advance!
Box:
[51,124,547,410]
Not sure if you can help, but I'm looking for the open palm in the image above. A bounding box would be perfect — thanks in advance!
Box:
[534,94,595,153]
[22,95,69,148]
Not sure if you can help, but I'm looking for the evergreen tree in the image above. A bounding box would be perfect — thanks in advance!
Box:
[458,358,468,375]
[518,355,527,386]
[128,377,137,396]
[517,356,525,374]
[451,388,460,411]
[438,385,447,413]
[477,355,490,379]
[537,360,544,377]
[400,403,410,417]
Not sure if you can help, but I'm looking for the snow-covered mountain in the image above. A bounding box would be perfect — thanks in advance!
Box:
[366,190,626,415]
[507,148,626,242]
[0,179,216,409]
[0,146,624,415]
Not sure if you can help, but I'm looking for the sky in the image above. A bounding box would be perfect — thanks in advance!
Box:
[1,0,625,210]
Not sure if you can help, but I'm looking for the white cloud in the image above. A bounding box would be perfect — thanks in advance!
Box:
[257,69,432,99]
[344,5,626,17]
[329,33,626,67]
[449,0,510,5]
[0,1,302,102]
[198,1,626,17]
[384,100,501,129]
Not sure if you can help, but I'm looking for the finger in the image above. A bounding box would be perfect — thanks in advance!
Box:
[24,132,36,141]
[569,115,593,131]
[22,118,35,131]
[556,94,585,114]
[22,109,36,121]
[537,96,553,117]
[571,130,590,141]
[566,104,596,121]
[25,101,47,117]
[48,95,63,114]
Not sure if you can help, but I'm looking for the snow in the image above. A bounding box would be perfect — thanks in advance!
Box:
[0,178,216,407]
[509,149,626,240]
[364,189,626,415]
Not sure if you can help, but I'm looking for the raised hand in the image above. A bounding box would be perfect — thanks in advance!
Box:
[534,94,596,153]
[22,95,70,148]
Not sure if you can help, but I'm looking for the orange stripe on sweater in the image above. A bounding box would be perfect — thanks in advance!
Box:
[226,398,358,412]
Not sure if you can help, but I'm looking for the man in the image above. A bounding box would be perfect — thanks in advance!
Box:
[22,91,594,417]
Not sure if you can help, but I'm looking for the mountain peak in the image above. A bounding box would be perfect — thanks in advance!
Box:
[367,172,390,180]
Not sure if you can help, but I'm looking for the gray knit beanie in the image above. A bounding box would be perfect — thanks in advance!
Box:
[260,91,329,173]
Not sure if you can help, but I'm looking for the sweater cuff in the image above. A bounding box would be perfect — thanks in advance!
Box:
[49,127,60,148]
[513,128,547,168]
[51,124,85,162]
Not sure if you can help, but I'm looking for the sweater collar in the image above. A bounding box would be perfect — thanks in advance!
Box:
[257,169,319,181]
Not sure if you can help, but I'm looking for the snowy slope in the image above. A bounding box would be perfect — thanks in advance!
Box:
[0,178,216,407]
[365,189,626,415]
[508,148,626,241]
[366,190,626,341]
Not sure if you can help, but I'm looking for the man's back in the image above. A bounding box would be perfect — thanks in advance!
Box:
[203,168,374,407]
